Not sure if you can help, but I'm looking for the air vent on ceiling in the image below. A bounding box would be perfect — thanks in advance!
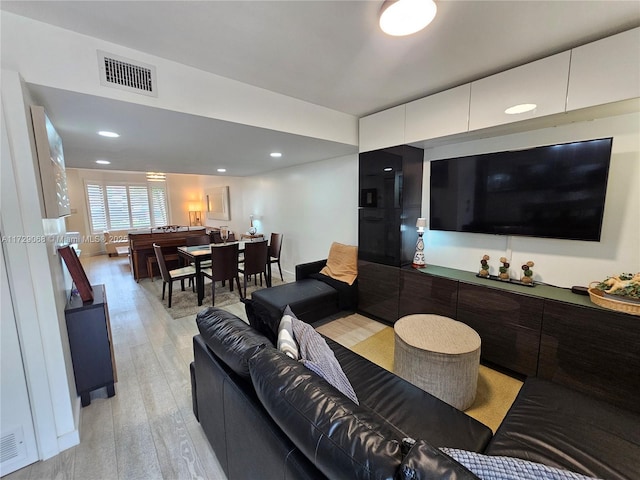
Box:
[98,50,157,97]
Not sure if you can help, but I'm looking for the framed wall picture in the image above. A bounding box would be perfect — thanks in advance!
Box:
[59,245,93,303]
[205,186,230,221]
[30,106,71,218]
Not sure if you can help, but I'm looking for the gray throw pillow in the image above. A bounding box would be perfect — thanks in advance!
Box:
[277,309,300,360]
[290,313,359,405]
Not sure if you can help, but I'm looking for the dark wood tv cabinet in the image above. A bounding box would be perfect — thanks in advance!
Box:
[377,265,639,413]
[65,284,117,407]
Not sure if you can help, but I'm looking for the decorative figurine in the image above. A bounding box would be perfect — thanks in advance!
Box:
[499,257,510,281]
[521,261,535,284]
[479,255,490,277]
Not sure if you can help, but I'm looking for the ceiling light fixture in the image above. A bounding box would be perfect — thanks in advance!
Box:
[270,152,282,158]
[379,0,437,37]
[504,103,537,115]
[146,172,166,182]
[383,167,393,172]
[95,160,111,165]
[98,130,120,138]
[217,168,227,173]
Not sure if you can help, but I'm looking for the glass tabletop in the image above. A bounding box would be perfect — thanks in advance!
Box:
[178,241,248,256]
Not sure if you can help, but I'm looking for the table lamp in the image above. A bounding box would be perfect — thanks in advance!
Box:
[412,217,427,268]
[189,210,202,226]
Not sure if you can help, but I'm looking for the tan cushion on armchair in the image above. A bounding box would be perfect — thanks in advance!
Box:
[320,242,358,286]
[104,230,130,255]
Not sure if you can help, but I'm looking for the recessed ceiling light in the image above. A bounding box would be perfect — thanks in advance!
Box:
[383,167,393,172]
[217,168,227,173]
[98,130,120,138]
[95,160,111,165]
[379,0,437,37]
[504,103,537,115]
[270,152,282,158]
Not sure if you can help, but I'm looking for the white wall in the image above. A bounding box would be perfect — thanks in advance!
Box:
[1,70,78,460]
[242,154,359,276]
[165,173,206,226]
[201,175,249,235]
[422,112,640,288]
[1,102,39,477]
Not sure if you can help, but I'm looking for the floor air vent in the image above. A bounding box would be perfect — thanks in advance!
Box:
[98,50,157,97]
[1,427,26,466]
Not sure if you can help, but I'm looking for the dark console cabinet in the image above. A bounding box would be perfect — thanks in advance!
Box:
[403,266,640,412]
[539,300,640,413]
[457,284,543,376]
[357,260,400,323]
[399,268,458,319]
[65,284,116,406]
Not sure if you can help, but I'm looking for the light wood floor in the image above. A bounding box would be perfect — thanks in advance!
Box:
[4,254,382,480]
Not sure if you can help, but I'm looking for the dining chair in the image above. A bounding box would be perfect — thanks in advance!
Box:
[153,243,196,308]
[238,240,269,297]
[200,242,243,305]
[268,233,284,281]
[186,235,212,247]
[210,231,236,243]
[185,234,212,269]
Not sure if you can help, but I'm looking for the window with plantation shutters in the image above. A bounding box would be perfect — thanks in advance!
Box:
[150,185,168,226]
[85,181,169,233]
[129,185,151,228]
[86,183,108,232]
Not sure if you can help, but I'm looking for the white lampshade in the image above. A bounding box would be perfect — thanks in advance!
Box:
[416,217,427,229]
[379,0,437,37]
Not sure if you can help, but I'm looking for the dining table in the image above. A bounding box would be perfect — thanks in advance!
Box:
[177,241,250,306]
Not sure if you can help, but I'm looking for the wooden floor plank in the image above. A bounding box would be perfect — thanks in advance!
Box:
[109,345,164,480]
[183,416,227,480]
[1,464,32,480]
[72,398,117,480]
[148,412,208,480]
[25,448,75,480]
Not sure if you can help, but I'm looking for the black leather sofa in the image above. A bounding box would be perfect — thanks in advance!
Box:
[251,259,357,326]
[191,307,640,480]
[191,308,491,480]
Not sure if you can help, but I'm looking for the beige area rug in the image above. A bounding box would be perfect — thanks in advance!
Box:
[351,327,395,371]
[140,274,287,319]
[350,327,523,432]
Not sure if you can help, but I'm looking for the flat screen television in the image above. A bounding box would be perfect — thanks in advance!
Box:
[429,137,613,241]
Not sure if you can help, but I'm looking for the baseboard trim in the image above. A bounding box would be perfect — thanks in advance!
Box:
[57,395,81,452]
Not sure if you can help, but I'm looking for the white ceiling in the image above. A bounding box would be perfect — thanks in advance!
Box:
[2,1,639,176]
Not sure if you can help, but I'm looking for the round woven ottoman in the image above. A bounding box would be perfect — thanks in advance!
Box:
[394,314,481,410]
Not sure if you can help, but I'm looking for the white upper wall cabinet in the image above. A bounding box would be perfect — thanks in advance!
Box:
[469,52,571,131]
[405,84,471,144]
[359,105,405,153]
[567,28,640,112]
